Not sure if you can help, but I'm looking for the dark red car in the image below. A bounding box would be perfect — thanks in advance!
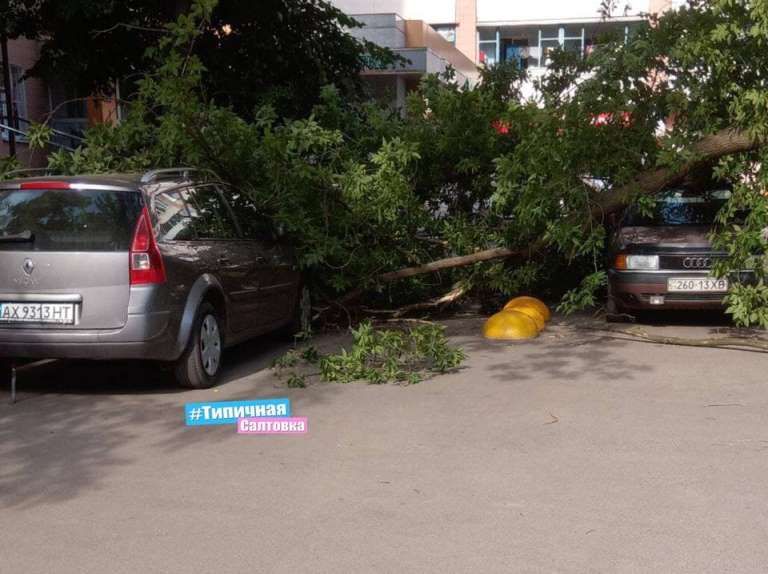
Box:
[607,180,751,316]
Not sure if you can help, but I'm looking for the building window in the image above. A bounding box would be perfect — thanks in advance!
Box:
[478,28,498,66]
[478,22,636,69]
[502,41,530,70]
[48,83,88,143]
[432,24,456,45]
[0,64,28,140]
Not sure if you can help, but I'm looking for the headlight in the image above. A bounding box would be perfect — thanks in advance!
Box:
[625,254,659,270]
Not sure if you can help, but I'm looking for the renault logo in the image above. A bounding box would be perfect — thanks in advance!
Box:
[22,258,35,275]
[682,257,711,269]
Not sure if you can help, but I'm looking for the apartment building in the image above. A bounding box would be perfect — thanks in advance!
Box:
[343,12,477,108]
[1,38,118,167]
[332,0,682,99]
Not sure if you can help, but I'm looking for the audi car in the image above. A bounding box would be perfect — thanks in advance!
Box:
[607,178,751,315]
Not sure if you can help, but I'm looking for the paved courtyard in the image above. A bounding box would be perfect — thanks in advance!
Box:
[2,316,767,573]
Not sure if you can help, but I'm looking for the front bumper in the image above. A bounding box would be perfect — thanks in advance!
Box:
[608,269,753,310]
[0,310,179,361]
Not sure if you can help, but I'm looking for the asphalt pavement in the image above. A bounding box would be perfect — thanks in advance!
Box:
[2,315,768,573]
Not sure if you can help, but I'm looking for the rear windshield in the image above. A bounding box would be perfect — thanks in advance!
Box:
[625,187,732,226]
[0,188,143,251]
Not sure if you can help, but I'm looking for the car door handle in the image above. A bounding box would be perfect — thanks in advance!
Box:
[218,256,231,264]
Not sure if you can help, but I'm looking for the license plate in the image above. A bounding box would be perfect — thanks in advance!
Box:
[0,302,76,324]
[667,278,729,292]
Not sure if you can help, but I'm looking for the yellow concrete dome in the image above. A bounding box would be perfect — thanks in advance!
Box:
[509,304,545,330]
[503,296,551,322]
[483,310,539,340]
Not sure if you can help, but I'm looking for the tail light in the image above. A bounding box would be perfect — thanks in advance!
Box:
[130,207,166,285]
[614,254,627,270]
[20,181,71,190]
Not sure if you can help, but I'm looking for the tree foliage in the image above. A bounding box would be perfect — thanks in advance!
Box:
[4,0,397,118]
[17,0,768,327]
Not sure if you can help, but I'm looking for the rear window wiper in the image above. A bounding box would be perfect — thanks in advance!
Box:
[0,231,35,243]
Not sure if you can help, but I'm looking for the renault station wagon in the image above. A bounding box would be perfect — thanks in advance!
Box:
[0,169,309,388]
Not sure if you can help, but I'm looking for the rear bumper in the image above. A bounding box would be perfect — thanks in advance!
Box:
[608,269,752,310]
[0,310,180,361]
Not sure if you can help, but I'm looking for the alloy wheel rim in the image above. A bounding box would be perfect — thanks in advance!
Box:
[200,314,221,376]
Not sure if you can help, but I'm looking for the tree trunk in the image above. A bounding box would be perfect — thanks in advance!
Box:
[596,128,758,217]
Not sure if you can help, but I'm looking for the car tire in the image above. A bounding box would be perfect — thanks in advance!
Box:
[174,302,223,389]
[606,299,635,323]
[606,283,630,322]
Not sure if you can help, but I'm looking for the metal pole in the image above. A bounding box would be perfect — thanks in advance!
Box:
[10,363,16,404]
[1,34,17,157]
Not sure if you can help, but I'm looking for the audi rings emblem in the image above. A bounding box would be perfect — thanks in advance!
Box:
[682,257,712,269]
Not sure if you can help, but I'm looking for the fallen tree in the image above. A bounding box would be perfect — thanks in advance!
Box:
[17,0,768,328]
[376,128,760,285]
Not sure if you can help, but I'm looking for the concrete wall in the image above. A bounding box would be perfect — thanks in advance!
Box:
[332,0,455,23]
[477,0,651,23]
[404,20,477,79]
[455,0,477,63]
[346,13,407,48]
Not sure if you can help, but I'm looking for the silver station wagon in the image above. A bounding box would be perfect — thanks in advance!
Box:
[0,169,309,388]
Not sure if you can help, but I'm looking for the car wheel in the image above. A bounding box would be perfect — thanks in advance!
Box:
[606,283,628,322]
[606,298,635,323]
[174,302,223,389]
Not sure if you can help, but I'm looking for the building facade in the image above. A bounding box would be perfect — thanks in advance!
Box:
[332,0,682,97]
[344,11,477,108]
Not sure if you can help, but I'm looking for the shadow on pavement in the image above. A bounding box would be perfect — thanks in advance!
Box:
[0,331,293,398]
[0,331,337,508]
[0,312,735,509]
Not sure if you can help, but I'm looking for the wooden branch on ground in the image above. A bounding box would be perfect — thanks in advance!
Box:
[392,283,468,317]
[362,283,469,318]
[580,324,768,353]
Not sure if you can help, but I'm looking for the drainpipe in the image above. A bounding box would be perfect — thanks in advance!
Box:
[1,34,16,157]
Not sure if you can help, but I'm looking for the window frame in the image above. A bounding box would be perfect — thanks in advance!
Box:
[432,24,457,45]
[180,183,242,242]
[482,23,634,69]
[217,183,278,242]
[152,188,199,243]
[0,63,28,142]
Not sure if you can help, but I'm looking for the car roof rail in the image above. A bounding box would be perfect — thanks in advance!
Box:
[140,167,218,184]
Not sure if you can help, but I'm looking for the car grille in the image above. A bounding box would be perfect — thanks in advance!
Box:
[659,255,722,270]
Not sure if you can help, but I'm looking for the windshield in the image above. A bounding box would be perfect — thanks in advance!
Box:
[625,187,732,226]
[0,188,143,251]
